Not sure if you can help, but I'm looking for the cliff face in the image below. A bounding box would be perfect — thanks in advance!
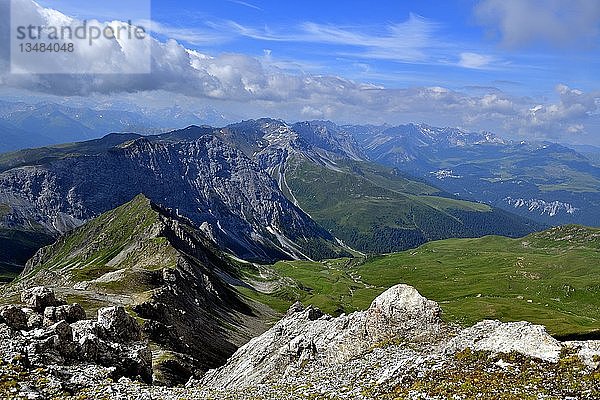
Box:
[0,135,347,262]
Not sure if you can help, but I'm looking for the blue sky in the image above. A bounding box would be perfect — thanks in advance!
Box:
[4,0,600,144]
[140,0,599,96]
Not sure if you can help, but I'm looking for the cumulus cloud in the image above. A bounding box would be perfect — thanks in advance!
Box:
[1,1,381,101]
[0,0,598,144]
[519,84,600,137]
[475,0,600,48]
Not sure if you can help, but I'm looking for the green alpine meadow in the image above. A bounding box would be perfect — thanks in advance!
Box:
[239,225,600,338]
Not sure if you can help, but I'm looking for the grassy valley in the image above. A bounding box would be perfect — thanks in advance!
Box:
[238,224,600,338]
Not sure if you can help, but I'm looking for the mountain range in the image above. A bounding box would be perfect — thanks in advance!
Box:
[347,123,600,226]
[1,116,599,272]
[219,119,541,253]
[0,118,555,271]
[0,100,229,153]
[2,99,597,224]
[1,114,600,397]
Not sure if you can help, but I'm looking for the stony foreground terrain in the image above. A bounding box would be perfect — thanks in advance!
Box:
[1,285,600,399]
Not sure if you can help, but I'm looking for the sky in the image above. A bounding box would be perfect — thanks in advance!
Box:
[1,0,599,145]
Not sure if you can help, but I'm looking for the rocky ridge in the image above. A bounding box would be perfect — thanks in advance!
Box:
[6,194,277,387]
[2,284,600,399]
[219,119,365,168]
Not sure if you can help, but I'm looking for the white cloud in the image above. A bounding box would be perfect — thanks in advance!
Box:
[221,14,441,63]
[520,84,599,135]
[1,0,599,144]
[458,52,495,69]
[226,0,262,11]
[475,0,600,48]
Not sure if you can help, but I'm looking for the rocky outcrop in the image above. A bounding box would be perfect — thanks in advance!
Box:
[0,288,152,384]
[97,306,141,343]
[0,305,28,330]
[9,194,278,388]
[201,284,448,388]
[445,320,563,362]
[21,286,62,311]
[365,284,443,343]
[44,303,86,325]
[200,283,596,393]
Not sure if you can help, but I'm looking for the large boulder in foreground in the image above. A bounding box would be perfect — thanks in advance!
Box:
[0,305,28,331]
[97,306,141,343]
[201,284,446,388]
[365,284,442,343]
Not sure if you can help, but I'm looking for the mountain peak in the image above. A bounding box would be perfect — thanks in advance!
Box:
[19,193,166,283]
[130,192,151,204]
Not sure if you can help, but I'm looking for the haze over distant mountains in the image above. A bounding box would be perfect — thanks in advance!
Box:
[0,100,229,152]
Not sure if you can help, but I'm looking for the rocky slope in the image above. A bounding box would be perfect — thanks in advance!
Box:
[219,118,365,168]
[194,284,600,399]
[0,287,152,394]
[2,284,599,399]
[0,133,347,262]
[4,194,279,386]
